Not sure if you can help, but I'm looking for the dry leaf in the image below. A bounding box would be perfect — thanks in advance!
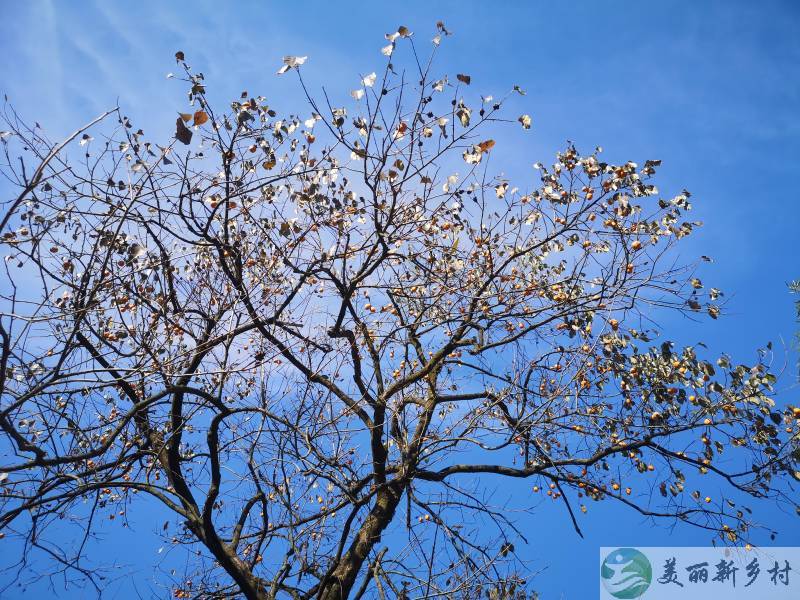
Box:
[193,111,209,126]
[457,74,471,85]
[175,118,192,145]
[456,104,471,127]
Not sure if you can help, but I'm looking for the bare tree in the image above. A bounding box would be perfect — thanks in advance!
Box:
[1,24,797,600]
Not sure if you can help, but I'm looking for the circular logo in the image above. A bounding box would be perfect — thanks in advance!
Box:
[601,548,652,599]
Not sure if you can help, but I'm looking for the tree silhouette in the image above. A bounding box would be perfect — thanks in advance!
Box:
[0,24,797,600]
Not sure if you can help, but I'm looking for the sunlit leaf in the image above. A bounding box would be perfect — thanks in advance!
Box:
[456,104,471,127]
[432,76,448,92]
[463,147,482,164]
[443,173,459,193]
[518,114,532,129]
[437,116,449,137]
[193,111,209,126]
[277,55,307,75]
[362,72,377,87]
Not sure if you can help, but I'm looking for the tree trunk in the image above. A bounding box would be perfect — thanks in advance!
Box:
[318,483,403,600]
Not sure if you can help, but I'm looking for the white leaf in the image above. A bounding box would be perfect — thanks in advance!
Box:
[437,116,449,137]
[277,55,307,75]
[518,114,532,129]
[463,147,482,165]
[362,72,377,87]
[443,174,459,193]
[351,89,365,101]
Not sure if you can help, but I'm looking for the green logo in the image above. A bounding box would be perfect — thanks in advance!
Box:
[601,548,652,599]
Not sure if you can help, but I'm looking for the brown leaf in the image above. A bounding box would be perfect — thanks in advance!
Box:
[477,139,495,153]
[457,74,471,85]
[179,113,192,123]
[193,111,209,126]
[175,118,192,145]
[175,51,185,62]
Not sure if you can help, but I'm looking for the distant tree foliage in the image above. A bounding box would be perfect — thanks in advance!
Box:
[0,24,798,600]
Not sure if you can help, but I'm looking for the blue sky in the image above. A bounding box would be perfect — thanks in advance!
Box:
[1,1,799,598]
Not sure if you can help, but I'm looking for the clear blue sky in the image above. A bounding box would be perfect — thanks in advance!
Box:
[1,1,799,598]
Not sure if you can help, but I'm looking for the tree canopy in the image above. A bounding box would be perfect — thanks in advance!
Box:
[1,24,798,600]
